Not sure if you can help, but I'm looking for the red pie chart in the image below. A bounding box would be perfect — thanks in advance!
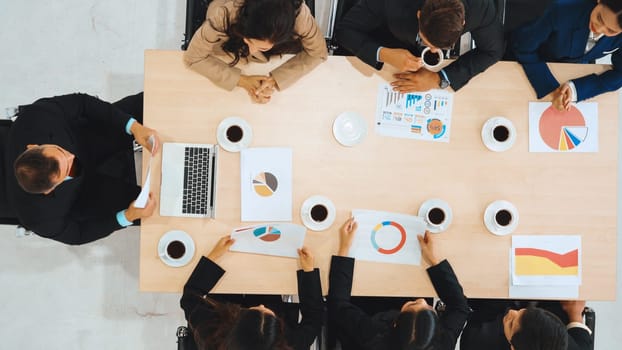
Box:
[538,106,588,151]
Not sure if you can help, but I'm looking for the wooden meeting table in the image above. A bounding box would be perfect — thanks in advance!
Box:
[141,50,617,300]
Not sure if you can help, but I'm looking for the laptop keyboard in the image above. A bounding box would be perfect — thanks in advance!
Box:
[182,147,211,215]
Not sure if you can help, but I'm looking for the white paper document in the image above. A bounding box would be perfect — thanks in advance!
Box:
[375,83,453,142]
[230,223,306,258]
[528,102,598,152]
[350,209,426,265]
[511,235,582,286]
[240,148,293,221]
[508,249,579,299]
[134,153,154,208]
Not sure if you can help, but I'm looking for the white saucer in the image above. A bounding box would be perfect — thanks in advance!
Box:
[158,230,196,267]
[333,112,368,147]
[484,200,519,236]
[216,116,253,152]
[300,195,336,231]
[418,199,453,233]
[481,117,516,152]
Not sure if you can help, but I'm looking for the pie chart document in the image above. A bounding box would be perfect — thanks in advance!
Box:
[241,147,293,221]
[230,223,306,258]
[528,102,598,153]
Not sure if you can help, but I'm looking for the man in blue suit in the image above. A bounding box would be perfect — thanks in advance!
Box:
[510,0,622,111]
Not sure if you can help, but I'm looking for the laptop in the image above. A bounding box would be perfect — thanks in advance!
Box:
[160,142,219,218]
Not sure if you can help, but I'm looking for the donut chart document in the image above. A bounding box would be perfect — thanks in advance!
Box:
[350,209,426,265]
[241,148,292,221]
[529,102,598,152]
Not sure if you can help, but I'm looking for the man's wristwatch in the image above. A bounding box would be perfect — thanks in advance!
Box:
[438,71,450,89]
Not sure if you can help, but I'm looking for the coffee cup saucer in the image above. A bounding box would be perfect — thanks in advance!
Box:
[158,230,195,267]
[481,117,516,152]
[216,116,253,152]
[484,200,519,236]
[300,195,336,231]
[418,198,453,233]
[333,112,368,147]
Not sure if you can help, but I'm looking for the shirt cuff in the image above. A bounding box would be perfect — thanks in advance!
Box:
[567,81,578,102]
[567,321,592,335]
[439,69,451,85]
[376,46,384,63]
[125,118,137,135]
[116,210,133,227]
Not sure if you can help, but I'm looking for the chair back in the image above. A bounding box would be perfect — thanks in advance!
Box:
[0,119,19,224]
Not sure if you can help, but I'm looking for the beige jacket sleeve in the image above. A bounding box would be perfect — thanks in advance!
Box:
[183,0,242,91]
[270,3,328,90]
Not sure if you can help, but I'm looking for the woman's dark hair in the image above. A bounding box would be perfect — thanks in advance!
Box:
[600,0,622,28]
[391,309,440,350]
[510,307,568,350]
[191,298,292,350]
[210,0,304,66]
[419,0,465,49]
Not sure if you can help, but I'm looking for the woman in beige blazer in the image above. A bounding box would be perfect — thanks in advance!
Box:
[184,0,328,103]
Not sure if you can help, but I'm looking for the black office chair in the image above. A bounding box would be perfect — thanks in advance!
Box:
[0,118,21,227]
[182,0,317,50]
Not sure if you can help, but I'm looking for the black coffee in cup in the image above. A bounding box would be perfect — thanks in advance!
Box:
[310,204,328,222]
[493,125,510,142]
[495,209,512,227]
[423,50,441,66]
[167,240,186,259]
[427,208,445,225]
[226,125,243,143]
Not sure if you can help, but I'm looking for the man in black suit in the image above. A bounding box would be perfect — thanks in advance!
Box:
[335,0,504,92]
[5,93,159,245]
[460,299,593,350]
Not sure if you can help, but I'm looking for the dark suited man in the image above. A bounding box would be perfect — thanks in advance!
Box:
[460,299,593,350]
[5,93,159,245]
[335,0,504,92]
[510,0,622,111]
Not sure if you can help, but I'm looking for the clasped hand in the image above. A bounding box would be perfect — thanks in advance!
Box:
[238,75,277,104]
[391,69,440,93]
[551,83,572,111]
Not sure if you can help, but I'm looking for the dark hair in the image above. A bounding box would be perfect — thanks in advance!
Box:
[211,0,304,66]
[510,308,568,350]
[192,298,292,350]
[14,147,59,194]
[391,309,439,350]
[419,0,465,49]
[600,0,622,28]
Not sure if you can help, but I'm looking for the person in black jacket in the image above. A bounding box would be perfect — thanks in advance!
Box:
[335,0,504,92]
[5,93,158,245]
[327,217,469,350]
[461,298,593,350]
[180,236,324,350]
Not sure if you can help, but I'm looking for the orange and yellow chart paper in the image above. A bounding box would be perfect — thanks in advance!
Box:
[511,235,581,286]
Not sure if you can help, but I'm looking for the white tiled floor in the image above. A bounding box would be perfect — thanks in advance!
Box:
[0,1,620,349]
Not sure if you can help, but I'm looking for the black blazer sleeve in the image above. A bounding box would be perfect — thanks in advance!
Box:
[567,326,593,350]
[334,0,388,70]
[327,255,388,344]
[35,93,134,130]
[427,259,470,350]
[180,256,226,321]
[286,268,325,349]
[443,0,504,90]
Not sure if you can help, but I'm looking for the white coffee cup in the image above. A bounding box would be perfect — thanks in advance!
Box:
[426,207,446,228]
[421,47,444,70]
